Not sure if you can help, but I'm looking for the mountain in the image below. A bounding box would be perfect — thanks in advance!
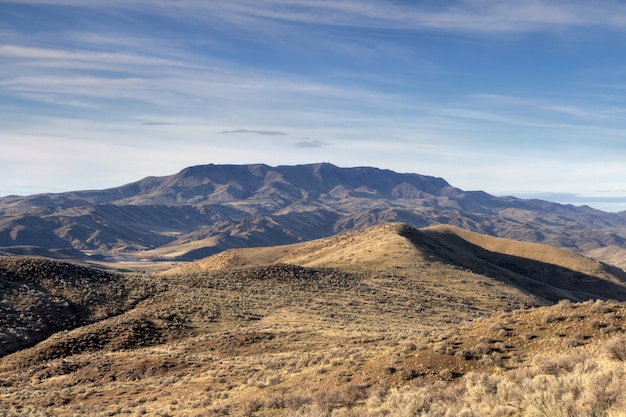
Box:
[1,163,625,267]
[2,223,626,416]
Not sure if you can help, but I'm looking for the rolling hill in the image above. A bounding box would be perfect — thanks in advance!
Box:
[1,163,625,268]
[2,223,626,416]
[166,222,626,304]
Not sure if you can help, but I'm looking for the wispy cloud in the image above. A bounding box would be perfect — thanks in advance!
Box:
[221,129,288,136]
[0,45,191,69]
[294,138,328,148]
[151,1,626,33]
[9,0,626,34]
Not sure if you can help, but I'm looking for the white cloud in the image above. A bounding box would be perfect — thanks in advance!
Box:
[8,0,626,34]
[0,45,189,68]
[1,0,626,212]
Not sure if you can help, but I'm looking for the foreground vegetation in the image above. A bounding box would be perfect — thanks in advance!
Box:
[2,223,626,416]
[2,297,625,417]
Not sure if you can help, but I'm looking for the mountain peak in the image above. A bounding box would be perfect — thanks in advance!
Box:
[0,163,625,268]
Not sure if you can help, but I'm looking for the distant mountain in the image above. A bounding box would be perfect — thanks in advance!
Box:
[1,163,625,266]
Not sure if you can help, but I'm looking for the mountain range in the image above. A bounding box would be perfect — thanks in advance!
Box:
[3,161,626,415]
[1,162,625,268]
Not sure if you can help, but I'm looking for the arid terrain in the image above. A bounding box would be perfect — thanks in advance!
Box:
[2,163,626,269]
[2,223,626,416]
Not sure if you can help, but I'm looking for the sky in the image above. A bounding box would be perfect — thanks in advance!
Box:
[2,1,626,212]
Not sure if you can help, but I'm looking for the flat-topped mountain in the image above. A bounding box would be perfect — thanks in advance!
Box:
[1,163,625,267]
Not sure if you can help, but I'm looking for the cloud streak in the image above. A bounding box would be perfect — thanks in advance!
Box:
[221,129,288,136]
[1,0,626,210]
[8,1,626,34]
[294,138,328,149]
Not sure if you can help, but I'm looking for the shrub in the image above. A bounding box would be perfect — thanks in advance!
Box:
[605,336,626,361]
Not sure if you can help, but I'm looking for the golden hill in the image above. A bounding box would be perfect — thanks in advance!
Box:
[2,223,626,416]
[2,285,626,416]
[165,222,626,303]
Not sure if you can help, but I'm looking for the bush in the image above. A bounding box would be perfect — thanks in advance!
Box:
[605,336,626,361]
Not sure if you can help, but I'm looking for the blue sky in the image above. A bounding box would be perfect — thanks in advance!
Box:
[2,1,626,211]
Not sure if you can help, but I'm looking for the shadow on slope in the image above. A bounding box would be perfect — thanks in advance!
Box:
[401,225,626,303]
[166,222,626,306]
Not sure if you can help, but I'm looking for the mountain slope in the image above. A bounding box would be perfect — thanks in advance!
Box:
[1,163,625,266]
[9,222,624,366]
[167,222,626,304]
[2,224,626,416]
[0,257,156,357]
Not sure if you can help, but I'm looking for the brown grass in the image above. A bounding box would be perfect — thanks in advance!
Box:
[2,223,626,416]
[2,299,625,416]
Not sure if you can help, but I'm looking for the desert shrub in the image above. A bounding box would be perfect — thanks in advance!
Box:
[313,388,343,414]
[605,336,626,361]
[365,384,388,408]
[542,313,564,324]
[524,379,579,417]
[563,336,583,348]
[464,372,498,406]
[240,398,263,417]
[603,324,622,334]
[455,349,474,360]
[590,300,615,314]
[471,342,492,357]
[433,340,458,355]
[533,353,583,375]
[439,368,455,381]
[590,319,605,329]
[339,384,368,407]
[479,351,504,367]
[584,371,625,413]
[287,403,331,417]
[489,322,505,333]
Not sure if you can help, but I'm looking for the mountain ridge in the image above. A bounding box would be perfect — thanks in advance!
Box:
[166,222,626,303]
[1,163,625,267]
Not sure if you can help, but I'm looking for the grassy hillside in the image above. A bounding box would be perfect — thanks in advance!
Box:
[1,223,626,416]
[0,257,156,357]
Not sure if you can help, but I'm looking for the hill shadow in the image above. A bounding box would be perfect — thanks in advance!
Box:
[398,225,626,303]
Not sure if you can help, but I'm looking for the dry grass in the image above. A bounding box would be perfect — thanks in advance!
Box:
[2,224,626,416]
[1,298,625,416]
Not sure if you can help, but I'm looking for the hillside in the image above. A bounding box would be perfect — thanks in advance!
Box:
[1,163,625,268]
[0,257,161,358]
[2,224,626,416]
[167,223,626,303]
